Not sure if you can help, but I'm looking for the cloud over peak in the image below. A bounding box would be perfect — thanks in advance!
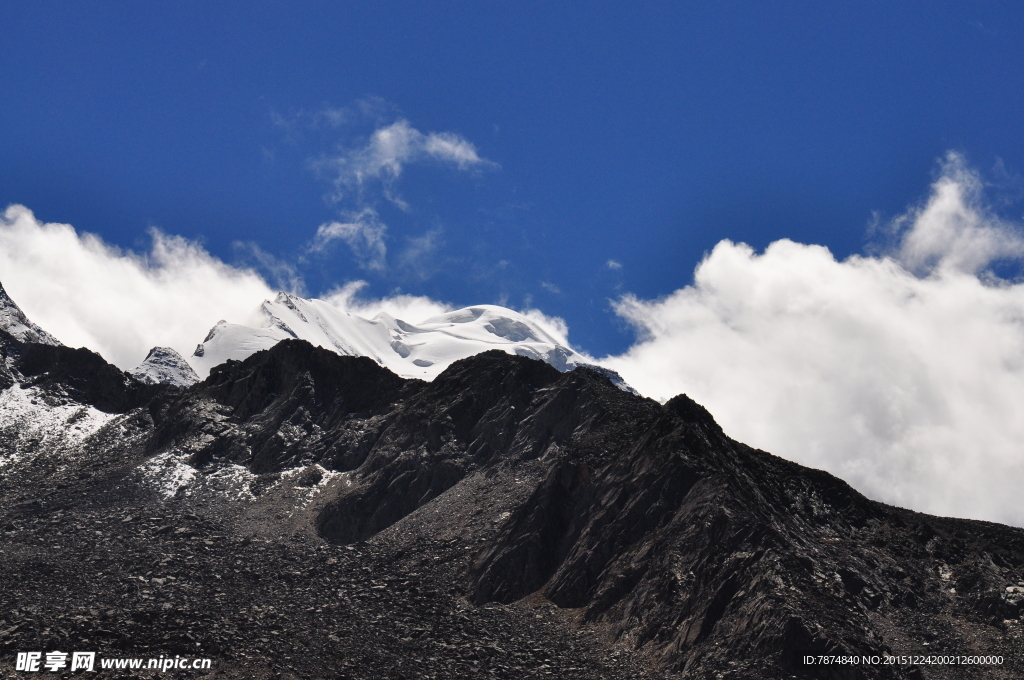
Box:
[0,205,274,370]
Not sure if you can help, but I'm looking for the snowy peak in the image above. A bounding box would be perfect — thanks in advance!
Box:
[131,346,200,388]
[187,293,618,385]
[0,280,61,346]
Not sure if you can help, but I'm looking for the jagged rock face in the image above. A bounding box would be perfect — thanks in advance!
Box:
[131,346,200,387]
[129,341,1024,678]
[3,332,165,414]
[148,340,410,474]
[2,336,1023,678]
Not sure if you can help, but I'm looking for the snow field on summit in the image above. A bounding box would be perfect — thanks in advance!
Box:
[189,293,590,381]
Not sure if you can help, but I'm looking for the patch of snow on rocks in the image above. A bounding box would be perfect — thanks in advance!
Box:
[0,385,115,469]
[138,451,197,498]
[0,280,62,346]
[136,455,344,507]
[280,464,346,508]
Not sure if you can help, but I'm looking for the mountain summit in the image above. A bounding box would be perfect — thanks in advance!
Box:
[188,292,630,388]
[0,279,61,346]
[131,346,199,388]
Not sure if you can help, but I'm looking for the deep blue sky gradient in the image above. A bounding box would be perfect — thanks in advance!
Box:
[3,1,1024,355]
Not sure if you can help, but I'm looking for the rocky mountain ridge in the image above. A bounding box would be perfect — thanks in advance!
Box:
[1,285,1023,679]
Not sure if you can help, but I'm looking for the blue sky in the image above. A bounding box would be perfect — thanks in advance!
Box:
[5,1,1024,357]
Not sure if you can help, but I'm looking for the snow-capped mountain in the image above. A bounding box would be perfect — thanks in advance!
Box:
[189,293,622,385]
[131,346,200,388]
[0,280,61,346]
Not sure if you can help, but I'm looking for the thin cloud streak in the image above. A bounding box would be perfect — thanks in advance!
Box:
[322,280,453,322]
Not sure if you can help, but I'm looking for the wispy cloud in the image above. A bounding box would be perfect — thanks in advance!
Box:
[606,259,622,270]
[602,154,1024,526]
[314,118,497,204]
[232,240,306,295]
[396,228,443,280]
[519,308,571,346]
[323,280,453,322]
[890,152,1024,275]
[288,105,498,273]
[310,208,388,271]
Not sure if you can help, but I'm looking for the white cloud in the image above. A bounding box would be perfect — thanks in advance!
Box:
[311,208,388,270]
[422,131,489,169]
[316,119,496,201]
[232,240,306,295]
[520,308,572,347]
[323,280,453,322]
[606,259,622,270]
[601,157,1024,526]
[0,205,274,370]
[894,152,1024,275]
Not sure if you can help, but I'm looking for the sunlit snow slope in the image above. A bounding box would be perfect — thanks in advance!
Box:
[189,293,597,382]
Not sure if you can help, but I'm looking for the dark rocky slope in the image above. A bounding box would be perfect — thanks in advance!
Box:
[2,327,167,412]
[2,337,1022,679]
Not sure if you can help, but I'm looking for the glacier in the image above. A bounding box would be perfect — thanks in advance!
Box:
[188,293,621,385]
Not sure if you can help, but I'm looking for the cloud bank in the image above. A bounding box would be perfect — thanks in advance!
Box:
[0,204,276,370]
[603,153,1024,526]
